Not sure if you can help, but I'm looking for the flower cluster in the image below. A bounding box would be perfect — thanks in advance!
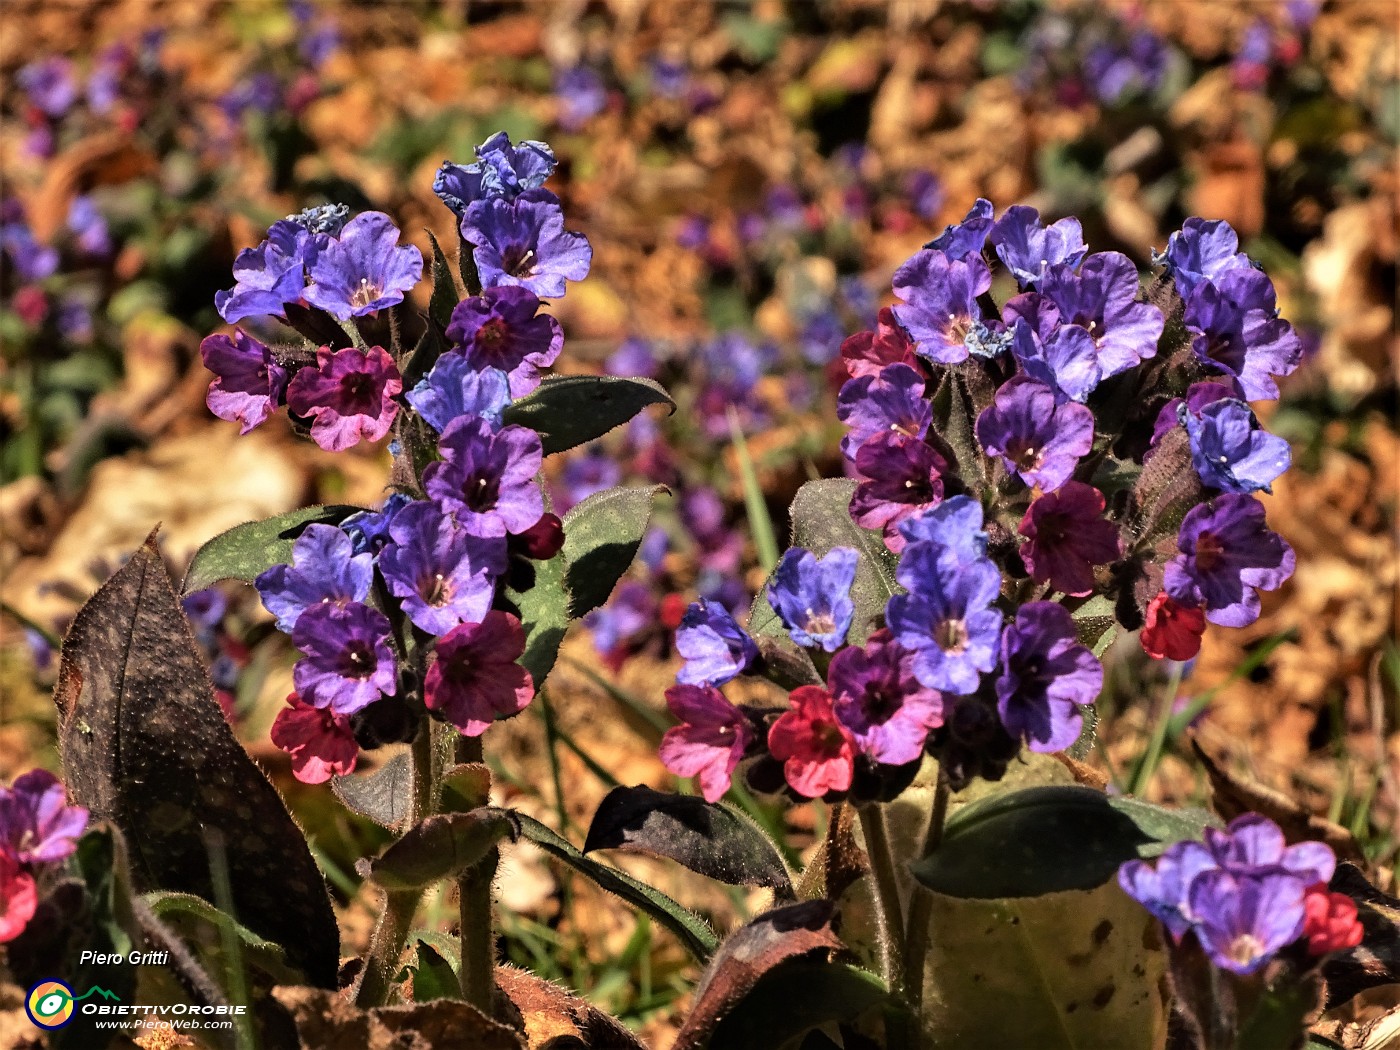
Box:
[0,770,89,943]
[197,133,594,782]
[1119,814,1360,974]
[660,199,1300,802]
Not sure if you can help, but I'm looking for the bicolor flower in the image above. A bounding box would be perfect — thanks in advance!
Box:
[443,285,564,397]
[201,329,288,434]
[658,685,752,803]
[0,769,89,865]
[828,630,944,765]
[849,433,948,551]
[286,346,402,452]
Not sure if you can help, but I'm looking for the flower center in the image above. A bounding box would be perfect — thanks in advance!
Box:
[1194,530,1225,572]
[343,642,375,678]
[1227,933,1265,967]
[463,472,499,513]
[803,607,837,638]
[501,244,537,277]
[476,316,509,351]
[340,370,377,410]
[1006,439,1042,473]
[422,572,450,607]
[815,720,847,755]
[935,618,968,654]
[350,276,382,309]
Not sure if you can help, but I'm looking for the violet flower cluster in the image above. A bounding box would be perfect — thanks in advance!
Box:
[1119,814,1360,975]
[197,133,595,783]
[660,200,1301,805]
[0,770,89,944]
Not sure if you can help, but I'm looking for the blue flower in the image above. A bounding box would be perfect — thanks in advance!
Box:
[1182,399,1291,494]
[891,249,991,364]
[1158,218,1253,300]
[288,203,350,236]
[675,599,759,686]
[924,198,994,259]
[255,524,374,633]
[887,541,1002,695]
[378,501,507,636]
[406,356,512,433]
[897,495,989,563]
[342,493,412,555]
[462,191,592,300]
[434,133,558,218]
[304,211,423,321]
[987,205,1087,288]
[215,219,316,324]
[767,547,859,652]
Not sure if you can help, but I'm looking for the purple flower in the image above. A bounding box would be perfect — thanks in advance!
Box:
[182,588,227,631]
[1,221,59,283]
[220,72,281,120]
[424,418,544,538]
[18,58,78,117]
[288,203,350,236]
[443,286,563,396]
[586,581,655,657]
[1040,252,1164,378]
[406,356,511,433]
[434,133,558,218]
[1019,482,1121,597]
[1183,399,1290,494]
[891,249,992,364]
[255,523,373,632]
[898,494,989,563]
[767,547,859,652]
[553,447,621,516]
[1008,314,1102,403]
[286,346,402,452]
[607,337,658,378]
[0,770,88,864]
[215,220,316,324]
[200,329,288,434]
[1189,869,1309,974]
[303,212,422,321]
[1164,494,1294,628]
[888,540,1002,695]
[379,501,507,635]
[1201,813,1336,885]
[1150,380,1236,451]
[659,685,753,803]
[342,493,412,555]
[56,298,93,342]
[975,377,1094,492]
[995,601,1103,752]
[462,191,592,300]
[1159,218,1253,299]
[292,601,397,716]
[68,196,111,256]
[1083,28,1169,105]
[829,630,944,764]
[676,599,758,686]
[554,65,608,130]
[925,198,994,259]
[836,363,931,459]
[849,434,948,551]
[988,206,1087,288]
[649,56,689,98]
[800,309,846,366]
[425,612,534,736]
[1185,269,1302,401]
[906,170,943,222]
[681,486,743,576]
[1119,841,1217,941]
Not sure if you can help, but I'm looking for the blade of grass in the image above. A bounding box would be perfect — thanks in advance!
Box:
[1164,630,1295,739]
[1128,662,1184,796]
[728,407,779,572]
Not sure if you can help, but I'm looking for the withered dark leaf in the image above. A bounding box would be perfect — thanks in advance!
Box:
[1323,864,1400,1010]
[54,532,340,988]
[271,986,525,1050]
[332,753,413,831]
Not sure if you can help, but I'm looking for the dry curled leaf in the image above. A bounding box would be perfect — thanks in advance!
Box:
[271,986,525,1050]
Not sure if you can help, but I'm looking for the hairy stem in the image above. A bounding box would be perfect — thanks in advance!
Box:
[903,771,951,1031]
[354,719,436,1008]
[454,733,497,1014]
[856,804,907,995]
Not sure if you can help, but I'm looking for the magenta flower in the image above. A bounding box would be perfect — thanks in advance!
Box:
[829,630,944,765]
[425,612,534,736]
[200,329,288,434]
[1164,494,1294,628]
[292,601,397,716]
[286,346,403,452]
[444,286,564,397]
[0,853,36,944]
[840,307,920,380]
[303,211,423,321]
[269,692,359,784]
[1018,482,1121,597]
[378,501,507,635]
[423,418,544,538]
[768,686,857,798]
[0,769,89,865]
[975,376,1094,492]
[849,434,948,551]
[659,684,753,803]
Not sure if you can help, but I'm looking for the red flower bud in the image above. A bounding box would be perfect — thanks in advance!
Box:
[1140,591,1206,661]
[516,513,564,560]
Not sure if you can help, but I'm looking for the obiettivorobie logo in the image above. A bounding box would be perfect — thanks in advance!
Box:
[25,980,120,1029]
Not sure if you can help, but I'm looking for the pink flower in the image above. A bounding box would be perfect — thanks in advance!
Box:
[0,852,36,943]
[1140,591,1206,661]
[1018,482,1120,597]
[768,686,856,798]
[269,693,359,784]
[425,612,534,736]
[286,345,402,452]
[659,685,752,803]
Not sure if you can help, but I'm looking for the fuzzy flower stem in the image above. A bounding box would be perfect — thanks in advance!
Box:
[454,732,498,1014]
[338,316,368,350]
[857,804,907,996]
[354,716,436,1008]
[903,770,951,1028]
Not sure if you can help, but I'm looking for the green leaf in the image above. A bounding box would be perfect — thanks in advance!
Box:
[144,890,305,986]
[502,374,674,455]
[561,485,666,618]
[406,938,462,1003]
[181,505,362,593]
[750,478,898,645]
[583,785,793,892]
[705,961,891,1050]
[370,809,519,890]
[911,785,1217,898]
[514,812,717,963]
[426,231,460,330]
[1067,593,1120,657]
[502,543,570,687]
